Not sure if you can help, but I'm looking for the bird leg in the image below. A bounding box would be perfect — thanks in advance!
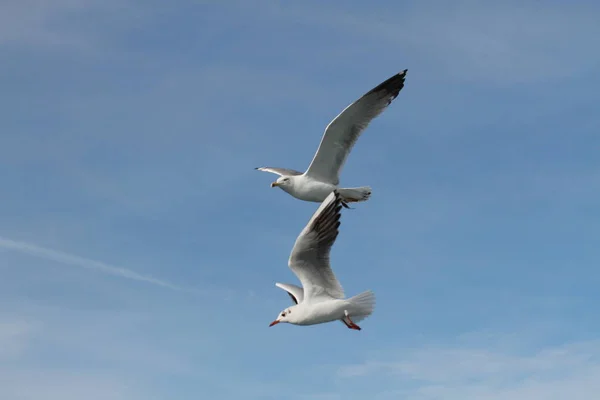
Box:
[343,309,361,330]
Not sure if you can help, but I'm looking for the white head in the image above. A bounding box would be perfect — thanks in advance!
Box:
[270,176,293,190]
[269,305,298,327]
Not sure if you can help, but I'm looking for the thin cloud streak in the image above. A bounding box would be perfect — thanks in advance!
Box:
[0,236,188,292]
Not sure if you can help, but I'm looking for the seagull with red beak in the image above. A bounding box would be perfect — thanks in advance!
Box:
[268,190,375,330]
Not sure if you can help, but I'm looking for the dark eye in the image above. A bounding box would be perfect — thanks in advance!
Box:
[281,312,286,317]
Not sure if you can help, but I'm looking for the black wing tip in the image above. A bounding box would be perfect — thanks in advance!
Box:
[366,68,409,100]
[332,189,341,201]
[331,190,344,209]
[331,192,343,220]
[314,191,343,228]
[388,68,408,93]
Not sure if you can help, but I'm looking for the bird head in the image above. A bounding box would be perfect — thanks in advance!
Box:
[270,176,292,188]
[269,306,296,327]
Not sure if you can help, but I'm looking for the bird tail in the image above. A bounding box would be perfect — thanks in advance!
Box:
[345,290,376,323]
[337,186,372,203]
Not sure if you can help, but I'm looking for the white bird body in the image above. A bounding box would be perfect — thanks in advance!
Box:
[283,299,348,326]
[269,190,375,330]
[275,175,336,203]
[281,296,375,327]
[256,69,408,208]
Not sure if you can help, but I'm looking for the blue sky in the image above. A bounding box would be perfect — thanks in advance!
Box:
[1,0,599,399]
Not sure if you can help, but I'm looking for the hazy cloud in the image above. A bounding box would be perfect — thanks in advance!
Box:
[337,337,600,400]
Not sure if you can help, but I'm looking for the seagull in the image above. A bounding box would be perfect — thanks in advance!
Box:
[269,190,375,330]
[256,69,408,209]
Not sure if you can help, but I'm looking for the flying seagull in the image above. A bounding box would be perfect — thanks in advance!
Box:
[269,190,375,330]
[256,69,408,208]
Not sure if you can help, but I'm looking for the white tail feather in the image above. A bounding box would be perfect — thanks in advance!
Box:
[337,186,372,203]
[346,290,376,323]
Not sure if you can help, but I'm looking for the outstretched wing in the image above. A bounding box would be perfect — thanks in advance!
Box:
[255,167,303,177]
[275,282,304,304]
[288,190,344,300]
[304,69,408,185]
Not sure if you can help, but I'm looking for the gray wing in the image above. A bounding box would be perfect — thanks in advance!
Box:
[255,167,303,177]
[288,190,344,300]
[304,69,408,185]
[275,282,304,304]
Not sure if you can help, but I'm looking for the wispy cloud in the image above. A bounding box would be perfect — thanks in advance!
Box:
[0,370,149,400]
[0,319,34,359]
[0,236,190,292]
[337,337,600,400]
[0,312,156,400]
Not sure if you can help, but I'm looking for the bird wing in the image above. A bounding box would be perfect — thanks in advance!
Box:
[255,167,303,177]
[275,282,304,304]
[304,69,408,185]
[288,190,344,300]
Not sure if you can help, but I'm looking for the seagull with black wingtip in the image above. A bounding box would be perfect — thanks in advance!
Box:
[256,69,408,209]
[269,190,375,330]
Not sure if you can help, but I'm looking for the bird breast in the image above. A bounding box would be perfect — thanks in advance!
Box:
[295,300,346,325]
[290,179,337,203]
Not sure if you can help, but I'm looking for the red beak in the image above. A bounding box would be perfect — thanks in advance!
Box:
[269,320,280,327]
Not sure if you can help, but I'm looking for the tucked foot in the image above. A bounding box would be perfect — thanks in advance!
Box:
[344,318,361,330]
[342,310,362,330]
[337,187,372,207]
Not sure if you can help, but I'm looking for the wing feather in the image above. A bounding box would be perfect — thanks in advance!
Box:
[255,167,303,177]
[304,69,408,184]
[288,190,344,300]
[275,282,304,304]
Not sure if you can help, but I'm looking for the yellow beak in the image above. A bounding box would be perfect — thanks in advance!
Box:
[270,182,280,188]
